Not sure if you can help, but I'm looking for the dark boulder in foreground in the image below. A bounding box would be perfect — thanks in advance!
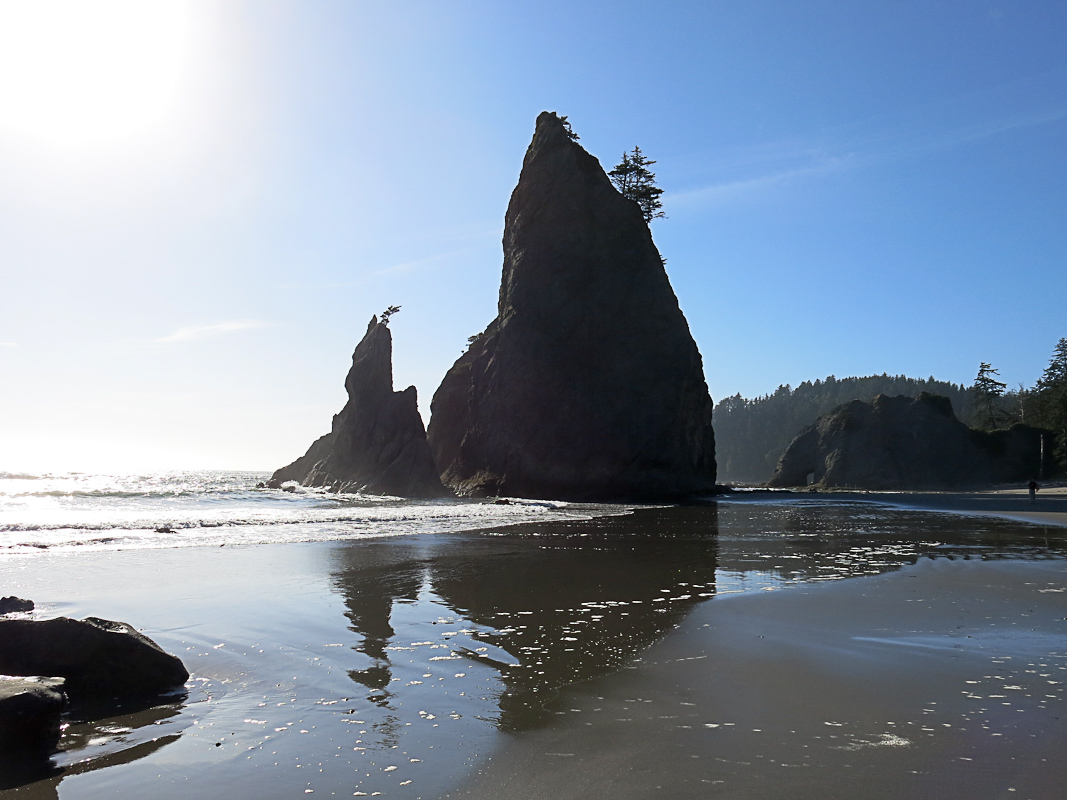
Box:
[0,617,188,699]
[768,392,1049,489]
[270,316,447,498]
[427,112,716,501]
[0,677,65,754]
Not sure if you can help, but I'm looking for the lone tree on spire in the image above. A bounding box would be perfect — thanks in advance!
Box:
[609,146,665,224]
[973,361,1008,430]
[558,115,580,141]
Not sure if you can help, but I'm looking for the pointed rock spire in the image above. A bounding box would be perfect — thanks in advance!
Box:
[271,316,446,498]
[427,112,716,501]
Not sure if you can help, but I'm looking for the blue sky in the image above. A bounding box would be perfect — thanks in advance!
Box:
[1,0,1065,471]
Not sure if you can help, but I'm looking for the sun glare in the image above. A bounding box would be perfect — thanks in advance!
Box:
[0,0,192,148]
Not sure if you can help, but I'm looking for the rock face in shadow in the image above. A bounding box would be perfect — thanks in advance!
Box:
[972,424,1053,483]
[0,677,65,754]
[270,317,446,498]
[0,617,188,699]
[768,393,1020,489]
[426,112,716,501]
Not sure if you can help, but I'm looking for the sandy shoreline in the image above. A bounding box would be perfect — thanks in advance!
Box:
[873,486,1067,529]
[731,485,1067,529]
[0,498,1064,798]
[450,556,1067,800]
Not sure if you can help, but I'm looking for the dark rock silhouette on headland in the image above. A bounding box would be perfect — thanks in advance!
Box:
[270,316,446,498]
[768,392,1049,489]
[427,111,716,501]
[970,423,1052,483]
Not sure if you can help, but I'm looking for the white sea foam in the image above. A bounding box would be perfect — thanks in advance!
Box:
[0,470,625,555]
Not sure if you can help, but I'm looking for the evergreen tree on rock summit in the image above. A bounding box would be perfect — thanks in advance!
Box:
[609,146,665,224]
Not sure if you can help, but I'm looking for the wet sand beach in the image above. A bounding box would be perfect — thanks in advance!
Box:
[0,498,1064,798]
[764,484,1067,529]
[452,556,1067,800]
[874,485,1067,529]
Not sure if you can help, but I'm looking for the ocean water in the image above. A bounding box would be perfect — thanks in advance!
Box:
[0,470,629,555]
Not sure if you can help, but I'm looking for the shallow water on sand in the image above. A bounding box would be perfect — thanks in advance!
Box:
[0,500,1064,798]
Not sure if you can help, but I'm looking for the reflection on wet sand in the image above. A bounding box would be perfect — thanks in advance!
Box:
[4,499,1063,799]
[336,542,426,699]
[331,506,719,731]
[431,507,720,730]
[715,498,1067,588]
[0,694,186,798]
[330,501,1067,737]
[440,503,1067,800]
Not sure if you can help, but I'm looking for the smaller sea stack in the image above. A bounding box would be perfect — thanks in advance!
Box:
[270,316,446,498]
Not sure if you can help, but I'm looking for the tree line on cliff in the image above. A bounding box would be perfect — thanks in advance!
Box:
[974,337,1067,471]
[716,338,1067,485]
[714,374,974,484]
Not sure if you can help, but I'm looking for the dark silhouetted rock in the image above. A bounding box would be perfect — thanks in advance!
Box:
[427,112,716,501]
[0,596,33,615]
[0,617,188,699]
[270,316,447,498]
[768,393,1056,490]
[972,424,1054,483]
[768,393,994,489]
[0,677,65,754]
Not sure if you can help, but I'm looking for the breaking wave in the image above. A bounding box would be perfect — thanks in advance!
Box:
[0,470,628,555]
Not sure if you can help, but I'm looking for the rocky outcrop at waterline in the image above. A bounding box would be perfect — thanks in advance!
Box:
[0,676,65,755]
[426,111,716,501]
[0,616,188,698]
[270,316,446,498]
[0,596,33,615]
[767,392,1050,489]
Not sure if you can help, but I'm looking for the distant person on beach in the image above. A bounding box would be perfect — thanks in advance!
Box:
[1028,479,1040,504]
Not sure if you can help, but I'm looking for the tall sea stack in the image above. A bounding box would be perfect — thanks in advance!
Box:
[270,316,446,498]
[426,112,716,501]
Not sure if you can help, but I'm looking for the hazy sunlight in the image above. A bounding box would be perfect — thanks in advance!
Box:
[0,0,192,148]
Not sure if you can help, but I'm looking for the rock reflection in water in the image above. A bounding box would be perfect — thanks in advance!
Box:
[0,693,185,797]
[714,498,1067,589]
[335,542,425,699]
[326,497,1067,781]
[330,505,719,731]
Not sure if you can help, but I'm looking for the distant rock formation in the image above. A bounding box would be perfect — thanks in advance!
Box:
[0,597,33,615]
[427,111,716,501]
[768,392,1049,489]
[270,316,446,498]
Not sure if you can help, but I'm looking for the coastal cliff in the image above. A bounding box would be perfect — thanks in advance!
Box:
[426,112,716,501]
[270,316,446,498]
[768,392,1048,489]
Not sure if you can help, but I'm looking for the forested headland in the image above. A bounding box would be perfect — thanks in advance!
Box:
[714,374,973,484]
[715,338,1067,485]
